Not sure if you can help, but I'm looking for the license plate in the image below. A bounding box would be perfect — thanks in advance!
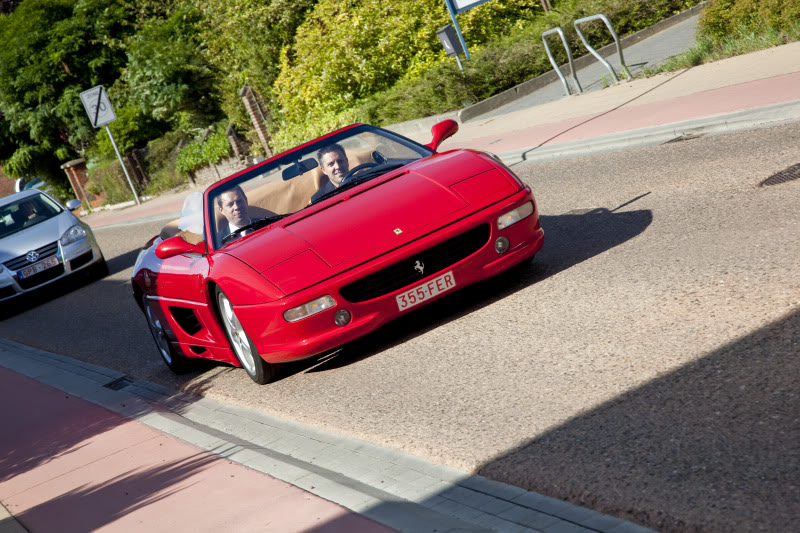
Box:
[396,271,456,311]
[19,256,60,279]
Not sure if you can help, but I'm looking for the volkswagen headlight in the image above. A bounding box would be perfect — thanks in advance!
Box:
[60,224,87,246]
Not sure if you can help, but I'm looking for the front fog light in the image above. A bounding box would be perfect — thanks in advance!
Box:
[497,201,534,230]
[284,295,336,322]
[334,309,351,327]
[495,237,510,254]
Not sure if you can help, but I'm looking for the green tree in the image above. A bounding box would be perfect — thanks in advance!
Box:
[189,0,316,145]
[119,5,221,126]
[0,0,134,181]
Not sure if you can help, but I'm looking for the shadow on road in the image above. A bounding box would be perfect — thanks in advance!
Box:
[474,307,800,532]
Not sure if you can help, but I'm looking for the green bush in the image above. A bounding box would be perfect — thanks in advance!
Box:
[175,130,231,176]
[86,157,135,205]
[699,0,800,43]
[646,0,800,73]
[273,0,545,126]
[142,130,188,195]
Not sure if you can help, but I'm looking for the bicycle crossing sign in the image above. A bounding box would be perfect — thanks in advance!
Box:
[80,85,117,128]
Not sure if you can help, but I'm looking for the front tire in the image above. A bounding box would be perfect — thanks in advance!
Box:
[215,287,276,384]
[142,294,192,374]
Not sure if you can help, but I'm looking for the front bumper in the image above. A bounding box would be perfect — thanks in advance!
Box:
[0,237,104,302]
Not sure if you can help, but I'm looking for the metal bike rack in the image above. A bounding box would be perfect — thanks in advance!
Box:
[541,27,583,96]
[573,14,632,84]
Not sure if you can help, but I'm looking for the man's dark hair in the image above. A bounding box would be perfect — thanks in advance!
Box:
[317,143,347,162]
[215,185,246,208]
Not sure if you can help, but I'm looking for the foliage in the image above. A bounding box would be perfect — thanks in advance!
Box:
[698,0,800,43]
[141,129,188,195]
[119,5,222,124]
[0,0,225,193]
[90,103,169,157]
[3,0,797,201]
[86,157,135,205]
[0,0,134,181]
[647,10,800,74]
[187,0,316,144]
[175,129,231,176]
[273,0,544,127]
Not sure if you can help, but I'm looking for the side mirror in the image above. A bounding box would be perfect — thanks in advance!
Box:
[425,119,459,152]
[65,199,82,211]
[155,236,207,259]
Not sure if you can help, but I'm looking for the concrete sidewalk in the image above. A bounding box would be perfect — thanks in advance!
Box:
[0,361,394,533]
[0,339,654,533]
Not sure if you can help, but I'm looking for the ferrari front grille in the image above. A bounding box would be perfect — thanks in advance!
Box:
[340,224,490,303]
[4,241,59,271]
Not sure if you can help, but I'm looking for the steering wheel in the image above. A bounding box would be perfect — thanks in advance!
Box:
[340,162,378,185]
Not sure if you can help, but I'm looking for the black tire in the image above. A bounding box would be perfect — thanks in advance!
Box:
[142,294,193,374]
[215,287,277,384]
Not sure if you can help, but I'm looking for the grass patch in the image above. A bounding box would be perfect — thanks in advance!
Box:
[644,20,800,75]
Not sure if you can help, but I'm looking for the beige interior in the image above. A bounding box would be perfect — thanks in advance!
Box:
[159,149,376,245]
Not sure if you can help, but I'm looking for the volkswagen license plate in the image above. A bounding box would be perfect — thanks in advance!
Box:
[19,256,60,279]
[396,271,456,311]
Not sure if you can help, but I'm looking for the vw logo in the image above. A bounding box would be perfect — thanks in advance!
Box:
[413,260,424,275]
[26,251,39,263]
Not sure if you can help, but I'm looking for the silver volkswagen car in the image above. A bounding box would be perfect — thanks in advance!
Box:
[0,189,107,302]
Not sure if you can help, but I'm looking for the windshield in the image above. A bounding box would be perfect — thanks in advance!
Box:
[206,124,432,249]
[0,193,63,239]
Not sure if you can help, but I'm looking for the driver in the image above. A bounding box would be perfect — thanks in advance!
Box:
[215,185,252,244]
[311,143,349,203]
[20,201,38,220]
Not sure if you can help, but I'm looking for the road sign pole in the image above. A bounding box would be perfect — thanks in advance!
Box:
[444,0,471,60]
[105,125,141,205]
[79,85,140,205]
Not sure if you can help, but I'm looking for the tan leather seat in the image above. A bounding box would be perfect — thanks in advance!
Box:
[160,148,378,245]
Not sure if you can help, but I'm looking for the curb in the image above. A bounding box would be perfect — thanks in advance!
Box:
[499,100,800,166]
[0,338,656,533]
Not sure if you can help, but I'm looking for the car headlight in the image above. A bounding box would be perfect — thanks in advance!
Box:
[284,295,336,322]
[497,201,534,230]
[60,224,87,246]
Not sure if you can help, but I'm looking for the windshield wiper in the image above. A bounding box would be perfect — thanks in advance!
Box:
[310,160,413,204]
[222,214,287,244]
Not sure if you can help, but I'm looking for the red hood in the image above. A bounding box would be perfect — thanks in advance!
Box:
[285,170,469,265]
[222,151,516,294]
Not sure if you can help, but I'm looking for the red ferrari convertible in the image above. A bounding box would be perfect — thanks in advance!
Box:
[131,120,544,384]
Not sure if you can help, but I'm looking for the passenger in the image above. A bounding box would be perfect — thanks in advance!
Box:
[311,143,350,203]
[215,185,251,244]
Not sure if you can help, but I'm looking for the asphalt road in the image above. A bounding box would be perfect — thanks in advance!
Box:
[3,122,799,532]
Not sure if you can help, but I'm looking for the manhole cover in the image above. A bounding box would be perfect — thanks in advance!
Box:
[760,162,800,187]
